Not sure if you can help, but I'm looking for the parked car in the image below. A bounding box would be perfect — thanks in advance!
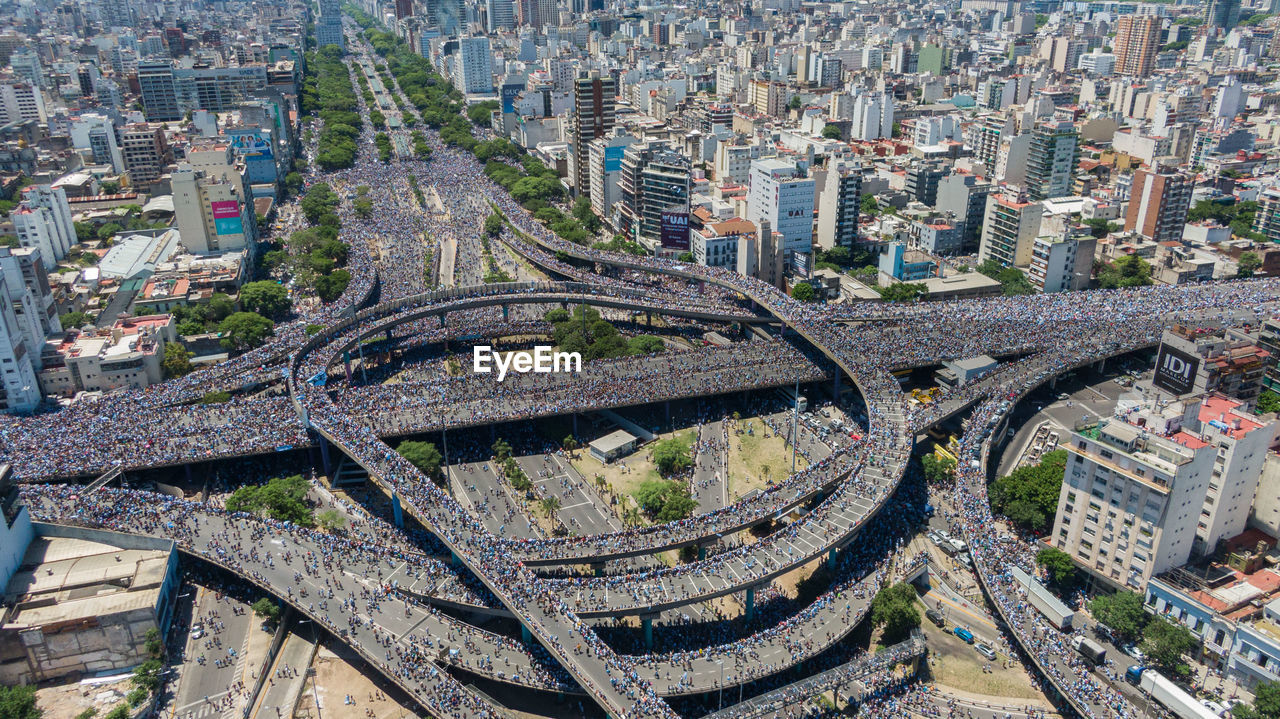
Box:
[953,627,974,644]
[191,625,205,640]
[1121,644,1146,662]
[975,643,997,660]
[926,608,945,627]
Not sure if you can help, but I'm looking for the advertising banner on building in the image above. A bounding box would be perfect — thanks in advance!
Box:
[501,83,523,114]
[604,145,625,172]
[1152,343,1200,396]
[211,200,243,236]
[660,208,690,251]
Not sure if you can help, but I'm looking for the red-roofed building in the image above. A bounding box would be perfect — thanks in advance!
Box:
[38,314,176,396]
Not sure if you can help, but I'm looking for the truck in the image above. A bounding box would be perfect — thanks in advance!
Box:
[1009,566,1074,630]
[1071,636,1107,666]
[1138,668,1220,719]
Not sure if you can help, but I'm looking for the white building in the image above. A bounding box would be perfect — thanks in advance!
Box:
[1078,51,1116,76]
[1051,419,1214,590]
[12,185,77,271]
[70,113,125,172]
[0,247,60,370]
[0,81,45,124]
[453,37,494,95]
[1028,233,1095,292]
[912,115,963,147]
[171,164,254,255]
[0,271,40,413]
[746,158,815,260]
[815,156,862,251]
[714,142,765,185]
[849,89,894,141]
[588,133,637,227]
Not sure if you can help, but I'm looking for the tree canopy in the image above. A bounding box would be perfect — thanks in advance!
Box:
[219,312,275,352]
[633,479,698,522]
[1089,590,1149,642]
[397,440,443,482]
[225,475,313,526]
[239,281,292,318]
[652,435,694,475]
[1098,254,1153,289]
[1035,547,1078,590]
[870,581,921,642]
[989,449,1067,532]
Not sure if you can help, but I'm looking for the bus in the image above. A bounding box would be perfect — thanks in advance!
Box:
[776,386,808,412]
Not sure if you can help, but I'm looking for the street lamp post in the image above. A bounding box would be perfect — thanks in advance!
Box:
[717,659,724,710]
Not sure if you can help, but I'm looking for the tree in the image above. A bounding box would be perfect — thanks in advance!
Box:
[1084,217,1121,239]
[315,269,351,302]
[144,627,163,658]
[678,251,695,262]
[97,222,123,241]
[239,281,292,318]
[1233,681,1280,719]
[989,449,1067,532]
[208,292,235,322]
[484,213,504,237]
[791,282,817,301]
[1035,547,1078,590]
[100,181,121,194]
[877,283,926,302]
[162,343,193,378]
[1142,616,1197,678]
[821,124,842,140]
[1089,590,1148,642]
[131,658,162,694]
[870,582,921,642]
[921,454,955,484]
[225,475,313,526]
[491,437,512,460]
[860,194,879,217]
[218,312,275,352]
[788,95,803,110]
[1238,251,1263,279]
[651,436,693,475]
[397,440,443,480]
[633,478,697,520]
[317,509,347,532]
[61,310,90,328]
[0,685,40,719]
[539,496,561,518]
[104,706,129,719]
[1098,254,1153,288]
[252,597,281,627]
[1258,390,1280,415]
[284,172,303,195]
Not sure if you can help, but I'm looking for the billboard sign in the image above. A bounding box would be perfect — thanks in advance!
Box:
[1152,343,1200,396]
[210,200,239,219]
[501,83,523,114]
[660,208,690,251]
[790,250,811,278]
[603,145,625,172]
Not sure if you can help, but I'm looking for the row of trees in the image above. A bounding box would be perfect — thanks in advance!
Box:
[300,45,364,170]
[545,306,667,360]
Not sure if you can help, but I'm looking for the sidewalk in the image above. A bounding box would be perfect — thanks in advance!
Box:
[248,623,318,719]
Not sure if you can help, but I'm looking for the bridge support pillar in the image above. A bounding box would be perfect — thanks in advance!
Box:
[646,311,652,326]
[828,547,838,570]
[642,617,654,649]
[1049,376,1056,390]
[185,464,193,483]
[451,551,461,566]
[572,414,578,435]
[1096,358,1105,372]
[665,400,671,428]
[833,370,841,401]
[391,492,404,528]
[699,281,705,293]
[385,328,392,342]
[490,424,496,441]
[439,313,446,328]
[745,586,755,622]
[343,350,353,384]
[777,323,785,338]
[318,436,333,477]
[521,625,532,644]
[698,544,707,561]
[502,304,509,321]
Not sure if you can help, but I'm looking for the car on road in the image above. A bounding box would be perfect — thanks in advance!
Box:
[1201,699,1226,717]
[1121,643,1146,662]
[953,627,974,643]
[190,625,204,640]
[926,608,945,627]
[1058,392,1070,400]
[975,643,996,660]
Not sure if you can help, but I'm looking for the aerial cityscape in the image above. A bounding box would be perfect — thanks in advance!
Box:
[2,0,1280,718]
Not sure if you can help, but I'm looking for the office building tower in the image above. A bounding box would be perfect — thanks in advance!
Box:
[137,60,181,121]
[849,89,893,141]
[1125,160,1193,244]
[395,0,414,19]
[426,0,466,35]
[11,186,77,271]
[120,124,174,187]
[617,141,691,250]
[316,0,345,49]
[71,114,124,172]
[1050,418,1214,590]
[571,71,616,197]
[453,37,493,94]
[0,270,40,413]
[486,0,516,31]
[171,164,254,254]
[972,114,1014,171]
[1114,15,1161,77]
[588,133,637,227]
[815,158,862,251]
[1254,185,1280,243]
[1025,119,1079,201]
[746,158,815,261]
[978,191,1042,268]
[1207,0,1242,30]
[8,48,43,89]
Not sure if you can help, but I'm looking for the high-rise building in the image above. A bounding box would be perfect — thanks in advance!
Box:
[11,186,77,271]
[8,48,43,89]
[815,157,862,251]
[1114,15,1161,77]
[1125,160,1193,244]
[617,141,691,250]
[486,0,516,31]
[1025,119,1079,201]
[904,161,948,206]
[0,247,60,370]
[453,37,493,94]
[977,191,1042,268]
[972,114,1014,171]
[935,173,993,250]
[316,0,345,49]
[588,133,637,227]
[0,82,46,124]
[571,71,616,197]
[746,158,815,261]
[849,89,894,141]
[1050,418,1214,590]
[1028,232,1095,292]
[137,60,181,121]
[395,0,414,19]
[171,164,255,254]
[1207,0,1242,30]
[120,124,174,187]
[426,0,466,35]
[0,270,40,413]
